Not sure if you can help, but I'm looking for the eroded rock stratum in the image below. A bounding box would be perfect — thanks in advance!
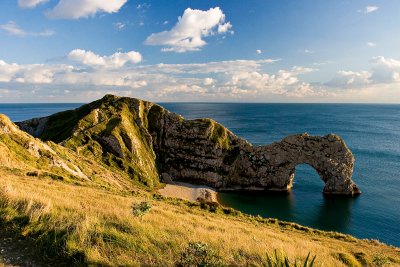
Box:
[17,95,361,195]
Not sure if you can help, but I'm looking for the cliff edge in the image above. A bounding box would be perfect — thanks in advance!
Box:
[17,94,361,195]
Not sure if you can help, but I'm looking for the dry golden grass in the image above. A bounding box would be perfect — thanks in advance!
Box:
[1,170,400,266]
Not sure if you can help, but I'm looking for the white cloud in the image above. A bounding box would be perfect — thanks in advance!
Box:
[304,49,315,54]
[286,83,323,98]
[0,60,71,84]
[145,7,233,52]
[327,71,371,87]
[157,84,208,97]
[221,66,318,98]
[0,60,20,82]
[14,65,55,84]
[217,22,233,34]
[1,55,400,103]
[113,22,126,30]
[367,42,377,47]
[18,0,48,8]
[203,77,215,86]
[327,56,400,87]
[256,49,262,54]
[312,61,333,66]
[0,21,54,37]
[68,49,142,68]
[47,0,127,19]
[369,56,400,83]
[0,21,25,37]
[359,5,379,14]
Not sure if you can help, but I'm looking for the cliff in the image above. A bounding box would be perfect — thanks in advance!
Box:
[0,113,141,191]
[17,94,360,195]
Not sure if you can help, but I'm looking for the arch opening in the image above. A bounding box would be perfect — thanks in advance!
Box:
[291,163,325,193]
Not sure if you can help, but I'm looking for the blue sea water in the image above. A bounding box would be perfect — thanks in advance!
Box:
[0,103,399,247]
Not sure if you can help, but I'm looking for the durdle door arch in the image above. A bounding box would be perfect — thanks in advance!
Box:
[232,134,362,195]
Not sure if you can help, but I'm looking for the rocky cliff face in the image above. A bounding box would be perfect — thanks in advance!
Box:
[17,95,361,195]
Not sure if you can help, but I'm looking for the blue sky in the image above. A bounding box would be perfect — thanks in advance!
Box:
[0,0,399,103]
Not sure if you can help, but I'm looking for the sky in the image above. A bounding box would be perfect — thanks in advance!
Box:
[0,0,399,103]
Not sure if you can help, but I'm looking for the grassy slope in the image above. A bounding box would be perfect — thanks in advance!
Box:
[1,171,399,266]
[32,95,160,189]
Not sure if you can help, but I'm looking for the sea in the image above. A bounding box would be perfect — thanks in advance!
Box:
[0,103,399,247]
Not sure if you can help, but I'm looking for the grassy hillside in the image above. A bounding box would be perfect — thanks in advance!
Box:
[18,95,161,189]
[1,169,400,266]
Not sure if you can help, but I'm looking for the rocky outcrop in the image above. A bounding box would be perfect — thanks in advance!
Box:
[0,114,87,179]
[17,95,361,195]
[147,106,360,195]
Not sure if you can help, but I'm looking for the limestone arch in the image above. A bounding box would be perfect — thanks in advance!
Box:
[253,133,361,195]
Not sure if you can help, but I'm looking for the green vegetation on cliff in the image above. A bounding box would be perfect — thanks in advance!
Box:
[23,95,160,189]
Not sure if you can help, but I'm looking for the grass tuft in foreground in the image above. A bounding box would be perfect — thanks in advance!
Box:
[266,250,315,267]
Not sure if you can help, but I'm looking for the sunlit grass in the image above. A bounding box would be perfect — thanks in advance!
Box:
[1,171,399,266]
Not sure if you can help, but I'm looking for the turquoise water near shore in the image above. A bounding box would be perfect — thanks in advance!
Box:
[0,103,399,247]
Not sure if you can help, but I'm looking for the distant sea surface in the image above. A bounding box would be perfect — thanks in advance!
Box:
[1,103,399,247]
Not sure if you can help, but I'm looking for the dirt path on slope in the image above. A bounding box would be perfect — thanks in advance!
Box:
[0,230,45,267]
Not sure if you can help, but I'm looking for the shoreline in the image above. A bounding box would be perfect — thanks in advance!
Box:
[158,182,219,203]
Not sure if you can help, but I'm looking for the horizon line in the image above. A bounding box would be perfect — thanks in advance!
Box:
[0,101,399,105]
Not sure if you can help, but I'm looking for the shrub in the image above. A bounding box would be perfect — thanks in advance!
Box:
[336,252,361,267]
[131,201,152,219]
[179,241,222,267]
[373,253,389,267]
[266,250,316,267]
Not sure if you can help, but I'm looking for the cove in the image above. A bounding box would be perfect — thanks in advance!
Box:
[217,164,358,234]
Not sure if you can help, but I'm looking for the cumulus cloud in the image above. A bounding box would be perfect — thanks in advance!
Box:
[203,77,215,86]
[222,66,318,98]
[367,42,377,47]
[68,49,142,68]
[369,56,400,83]
[0,21,54,37]
[0,60,20,82]
[256,49,262,54]
[327,56,400,87]
[18,0,48,8]
[0,60,71,84]
[327,71,371,87]
[0,56,312,101]
[1,54,400,103]
[217,22,233,34]
[47,0,127,19]
[145,7,233,52]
